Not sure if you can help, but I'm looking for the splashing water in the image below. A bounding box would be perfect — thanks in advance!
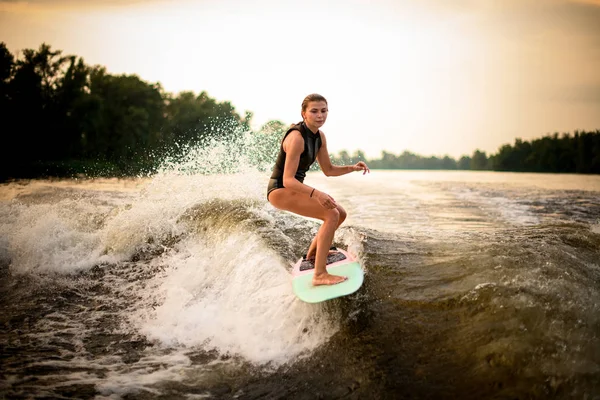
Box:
[0,124,353,398]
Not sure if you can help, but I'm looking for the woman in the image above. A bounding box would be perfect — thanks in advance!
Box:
[267,94,370,286]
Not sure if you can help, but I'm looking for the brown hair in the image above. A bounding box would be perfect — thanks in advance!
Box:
[301,93,328,113]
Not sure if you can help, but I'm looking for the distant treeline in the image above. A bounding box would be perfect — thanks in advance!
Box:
[1,42,599,181]
[332,130,600,174]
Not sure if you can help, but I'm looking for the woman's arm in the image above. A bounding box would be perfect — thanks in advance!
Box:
[281,131,315,195]
[316,132,370,177]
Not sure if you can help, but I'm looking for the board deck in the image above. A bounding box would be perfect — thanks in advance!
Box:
[292,248,364,303]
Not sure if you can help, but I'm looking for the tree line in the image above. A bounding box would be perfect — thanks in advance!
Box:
[1,42,598,181]
[331,131,600,174]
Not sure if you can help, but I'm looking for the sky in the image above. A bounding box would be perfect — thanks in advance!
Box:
[1,0,599,158]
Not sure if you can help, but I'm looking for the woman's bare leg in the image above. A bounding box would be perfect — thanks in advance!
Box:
[305,204,346,260]
[269,188,347,285]
[311,208,343,285]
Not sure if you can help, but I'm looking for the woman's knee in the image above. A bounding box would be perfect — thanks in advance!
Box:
[338,206,347,225]
[324,207,340,224]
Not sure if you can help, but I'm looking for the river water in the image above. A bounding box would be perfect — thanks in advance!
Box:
[1,169,599,399]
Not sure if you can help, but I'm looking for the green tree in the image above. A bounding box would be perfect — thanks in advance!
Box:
[458,156,471,170]
[470,150,488,170]
[0,43,15,178]
[6,44,72,169]
[53,55,90,159]
[0,42,13,98]
[441,155,457,170]
[164,90,246,148]
[83,68,165,166]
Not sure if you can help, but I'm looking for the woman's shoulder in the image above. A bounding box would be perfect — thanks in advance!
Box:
[283,122,306,141]
[282,129,305,153]
[287,121,304,132]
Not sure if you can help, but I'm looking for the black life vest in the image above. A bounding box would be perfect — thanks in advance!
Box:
[270,121,322,183]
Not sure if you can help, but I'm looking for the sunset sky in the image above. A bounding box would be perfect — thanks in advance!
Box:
[1,0,599,158]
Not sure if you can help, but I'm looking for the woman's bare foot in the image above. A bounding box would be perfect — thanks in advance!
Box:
[312,272,347,286]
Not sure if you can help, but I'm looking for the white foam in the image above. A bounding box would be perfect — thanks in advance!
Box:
[1,167,338,367]
[0,131,273,275]
[0,200,120,273]
[95,353,192,398]
[132,232,339,366]
[0,168,270,274]
[21,354,193,399]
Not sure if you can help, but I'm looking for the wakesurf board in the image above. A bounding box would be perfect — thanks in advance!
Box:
[291,247,364,303]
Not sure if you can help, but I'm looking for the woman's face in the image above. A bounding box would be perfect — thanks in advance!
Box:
[302,101,328,128]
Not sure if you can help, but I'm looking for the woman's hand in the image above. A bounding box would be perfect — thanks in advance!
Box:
[314,190,337,209]
[352,161,370,175]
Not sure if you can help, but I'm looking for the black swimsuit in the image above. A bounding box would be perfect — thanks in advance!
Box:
[267,121,322,199]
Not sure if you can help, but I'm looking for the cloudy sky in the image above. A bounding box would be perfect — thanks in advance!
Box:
[1,0,599,158]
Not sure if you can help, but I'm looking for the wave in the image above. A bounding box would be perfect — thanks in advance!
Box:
[0,166,369,374]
